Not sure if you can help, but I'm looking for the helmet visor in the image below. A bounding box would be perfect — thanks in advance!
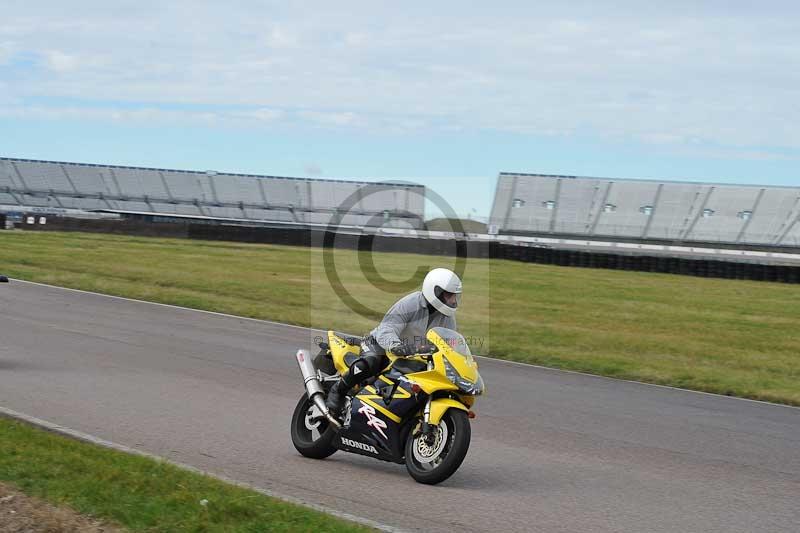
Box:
[436,288,461,309]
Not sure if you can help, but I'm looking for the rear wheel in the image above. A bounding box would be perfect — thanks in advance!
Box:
[405,409,470,485]
[290,393,337,459]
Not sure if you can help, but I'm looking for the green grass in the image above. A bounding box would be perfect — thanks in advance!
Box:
[2,230,800,406]
[0,416,371,532]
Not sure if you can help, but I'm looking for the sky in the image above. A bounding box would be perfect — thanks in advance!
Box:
[1,1,799,220]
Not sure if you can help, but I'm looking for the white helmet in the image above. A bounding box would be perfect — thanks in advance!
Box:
[422,268,462,317]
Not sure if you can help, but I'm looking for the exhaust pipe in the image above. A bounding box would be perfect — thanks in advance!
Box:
[295,349,341,429]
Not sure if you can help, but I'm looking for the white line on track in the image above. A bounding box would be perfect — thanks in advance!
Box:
[8,278,318,332]
[8,278,799,413]
[0,405,406,533]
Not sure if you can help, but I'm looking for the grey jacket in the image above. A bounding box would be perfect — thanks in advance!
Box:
[370,291,457,351]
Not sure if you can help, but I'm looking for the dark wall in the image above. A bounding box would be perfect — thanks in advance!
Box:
[490,243,800,283]
[19,215,800,284]
[21,216,190,238]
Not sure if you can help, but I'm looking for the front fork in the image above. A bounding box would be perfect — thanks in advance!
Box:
[417,357,437,445]
[420,397,437,445]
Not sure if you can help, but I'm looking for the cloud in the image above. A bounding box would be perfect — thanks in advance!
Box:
[298,110,359,127]
[666,145,800,162]
[0,41,17,65]
[1,2,800,149]
[343,32,368,47]
[42,50,79,72]
[0,105,220,125]
[264,25,298,48]
[234,107,284,122]
[638,132,690,145]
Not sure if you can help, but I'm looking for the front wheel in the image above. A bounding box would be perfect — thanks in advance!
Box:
[290,393,337,459]
[405,409,471,485]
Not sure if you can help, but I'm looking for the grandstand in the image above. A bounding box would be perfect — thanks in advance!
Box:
[0,157,425,229]
[5,157,800,275]
[490,173,800,248]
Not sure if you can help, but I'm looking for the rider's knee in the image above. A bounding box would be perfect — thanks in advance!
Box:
[362,353,385,376]
[350,357,371,375]
[344,358,372,386]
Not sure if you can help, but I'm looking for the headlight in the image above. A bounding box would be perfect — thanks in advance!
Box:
[443,358,484,396]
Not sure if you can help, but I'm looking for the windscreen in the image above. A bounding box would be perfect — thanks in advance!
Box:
[430,327,472,357]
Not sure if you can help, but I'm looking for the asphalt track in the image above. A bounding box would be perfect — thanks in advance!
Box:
[1,281,798,532]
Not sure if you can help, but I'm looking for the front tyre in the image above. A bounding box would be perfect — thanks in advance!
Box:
[290,393,337,459]
[405,409,471,485]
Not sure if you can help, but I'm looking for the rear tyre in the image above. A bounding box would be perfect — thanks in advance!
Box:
[405,409,471,485]
[290,393,337,459]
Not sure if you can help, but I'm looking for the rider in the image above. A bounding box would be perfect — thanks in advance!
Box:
[325,267,462,416]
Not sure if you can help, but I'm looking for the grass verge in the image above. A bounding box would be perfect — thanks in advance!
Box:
[0,415,372,532]
[1,230,799,406]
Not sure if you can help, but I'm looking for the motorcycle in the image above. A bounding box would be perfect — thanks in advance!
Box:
[291,327,484,485]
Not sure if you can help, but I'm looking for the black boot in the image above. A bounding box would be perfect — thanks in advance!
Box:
[325,378,348,417]
[326,359,370,416]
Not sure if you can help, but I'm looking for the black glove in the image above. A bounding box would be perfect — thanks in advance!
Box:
[391,341,436,357]
[418,341,437,354]
[390,342,418,357]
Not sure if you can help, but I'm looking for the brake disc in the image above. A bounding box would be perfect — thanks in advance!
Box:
[413,420,449,464]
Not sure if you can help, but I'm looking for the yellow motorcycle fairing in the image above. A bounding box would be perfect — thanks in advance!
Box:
[428,398,469,425]
[327,328,482,426]
[402,328,482,424]
[327,330,361,375]
[401,328,481,393]
[328,330,397,377]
